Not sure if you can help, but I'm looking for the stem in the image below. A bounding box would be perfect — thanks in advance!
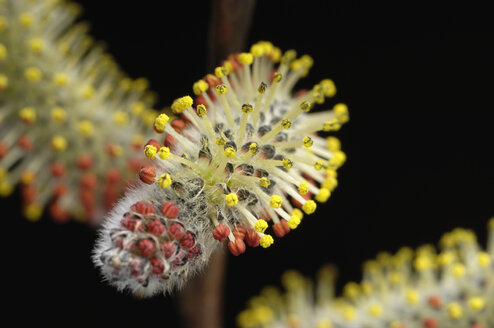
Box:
[178,1,256,327]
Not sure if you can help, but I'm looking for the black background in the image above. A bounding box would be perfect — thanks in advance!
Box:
[2,0,493,326]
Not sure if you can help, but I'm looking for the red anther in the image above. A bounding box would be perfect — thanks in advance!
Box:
[168,222,185,240]
[204,73,221,88]
[130,259,142,276]
[0,142,7,159]
[18,135,33,151]
[172,250,187,265]
[171,119,186,132]
[131,201,155,216]
[147,219,165,236]
[79,189,95,207]
[422,318,438,328]
[212,224,230,242]
[150,257,164,274]
[233,225,246,240]
[228,238,246,256]
[76,154,93,171]
[428,295,441,309]
[273,223,287,238]
[105,144,121,157]
[106,168,121,184]
[53,183,67,198]
[137,239,156,257]
[294,89,309,98]
[194,95,207,107]
[127,158,142,172]
[245,229,260,247]
[49,203,69,223]
[188,245,200,259]
[50,162,66,177]
[259,209,271,222]
[132,137,143,150]
[145,139,161,151]
[164,134,176,149]
[180,232,195,249]
[103,185,119,211]
[122,215,143,232]
[139,165,156,184]
[21,185,37,204]
[471,324,485,328]
[161,241,176,258]
[161,201,179,218]
[80,173,98,190]
[281,219,291,234]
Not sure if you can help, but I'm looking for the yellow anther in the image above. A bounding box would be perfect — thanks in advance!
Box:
[272,72,282,83]
[154,113,170,132]
[225,193,238,206]
[343,282,360,299]
[131,102,146,116]
[171,96,193,114]
[302,200,317,214]
[24,204,42,222]
[25,67,42,82]
[0,44,6,61]
[196,104,207,117]
[144,145,157,159]
[489,217,494,229]
[321,79,337,97]
[269,195,283,208]
[215,137,226,146]
[224,147,236,158]
[82,85,95,99]
[258,82,267,94]
[259,177,270,187]
[193,79,209,95]
[0,74,7,89]
[303,136,313,148]
[389,322,404,328]
[250,43,265,57]
[314,160,325,171]
[249,142,258,154]
[298,181,309,195]
[238,52,253,65]
[300,101,312,112]
[437,251,454,266]
[291,208,303,220]
[414,256,433,271]
[368,303,382,317]
[260,234,274,248]
[0,180,13,197]
[290,59,304,72]
[329,150,347,169]
[157,173,172,189]
[326,136,341,151]
[316,319,332,328]
[406,289,419,305]
[133,78,149,92]
[452,263,466,277]
[216,84,227,95]
[323,118,341,132]
[315,188,331,203]
[53,73,69,86]
[113,111,129,126]
[158,147,170,160]
[478,251,491,267]
[281,119,291,129]
[287,215,301,229]
[19,107,36,124]
[20,171,35,185]
[313,91,325,104]
[241,104,253,114]
[51,136,67,152]
[361,282,373,294]
[468,297,484,311]
[112,145,123,157]
[132,134,144,147]
[447,302,462,319]
[388,271,403,285]
[322,176,338,191]
[334,103,349,124]
[78,120,94,137]
[29,38,44,53]
[254,219,268,233]
[0,166,6,180]
[120,78,132,91]
[19,13,33,27]
[214,66,228,78]
[223,61,233,74]
[0,16,7,32]
[282,158,292,169]
[281,49,297,65]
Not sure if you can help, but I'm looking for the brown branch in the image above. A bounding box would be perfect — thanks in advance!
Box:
[178,1,256,327]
